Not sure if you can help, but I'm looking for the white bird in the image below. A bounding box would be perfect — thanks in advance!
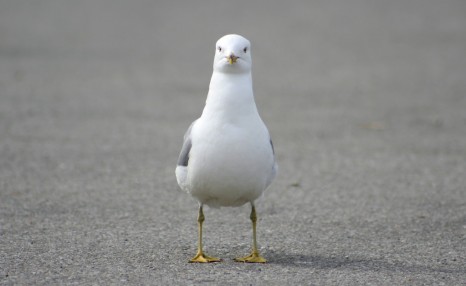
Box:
[176,34,277,263]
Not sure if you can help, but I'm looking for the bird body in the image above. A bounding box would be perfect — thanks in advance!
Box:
[175,34,276,263]
[177,71,275,208]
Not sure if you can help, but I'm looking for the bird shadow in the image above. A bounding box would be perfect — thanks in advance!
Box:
[266,251,464,276]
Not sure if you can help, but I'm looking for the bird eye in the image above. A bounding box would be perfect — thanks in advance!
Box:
[243,47,248,53]
[218,46,222,52]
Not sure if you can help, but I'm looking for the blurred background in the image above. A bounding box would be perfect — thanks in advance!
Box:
[1,0,465,284]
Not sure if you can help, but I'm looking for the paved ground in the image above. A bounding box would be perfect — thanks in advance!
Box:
[1,1,465,285]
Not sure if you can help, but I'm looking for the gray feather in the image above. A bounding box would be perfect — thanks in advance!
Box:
[177,121,196,167]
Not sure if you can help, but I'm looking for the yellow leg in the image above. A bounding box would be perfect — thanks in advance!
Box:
[235,204,267,263]
[189,205,221,263]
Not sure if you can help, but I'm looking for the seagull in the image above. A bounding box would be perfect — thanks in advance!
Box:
[175,34,277,263]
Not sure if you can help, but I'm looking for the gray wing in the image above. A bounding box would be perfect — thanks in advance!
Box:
[177,120,196,167]
[266,135,277,188]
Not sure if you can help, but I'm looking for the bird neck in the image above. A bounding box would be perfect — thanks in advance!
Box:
[203,71,258,122]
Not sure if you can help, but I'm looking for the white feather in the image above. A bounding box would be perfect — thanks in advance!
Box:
[176,34,277,208]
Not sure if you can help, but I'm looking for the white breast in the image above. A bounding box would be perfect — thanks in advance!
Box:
[186,115,274,207]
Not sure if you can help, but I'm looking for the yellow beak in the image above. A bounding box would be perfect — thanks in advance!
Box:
[227,54,238,64]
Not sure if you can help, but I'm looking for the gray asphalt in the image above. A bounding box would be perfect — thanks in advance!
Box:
[1,1,465,285]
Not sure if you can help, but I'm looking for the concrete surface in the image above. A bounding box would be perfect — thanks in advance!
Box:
[1,0,465,285]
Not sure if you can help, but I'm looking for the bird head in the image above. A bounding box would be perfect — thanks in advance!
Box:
[213,34,252,74]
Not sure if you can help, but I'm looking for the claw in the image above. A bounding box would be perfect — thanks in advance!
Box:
[190,251,222,263]
[234,252,267,263]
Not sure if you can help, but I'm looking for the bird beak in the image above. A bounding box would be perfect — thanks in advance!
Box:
[227,53,238,64]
